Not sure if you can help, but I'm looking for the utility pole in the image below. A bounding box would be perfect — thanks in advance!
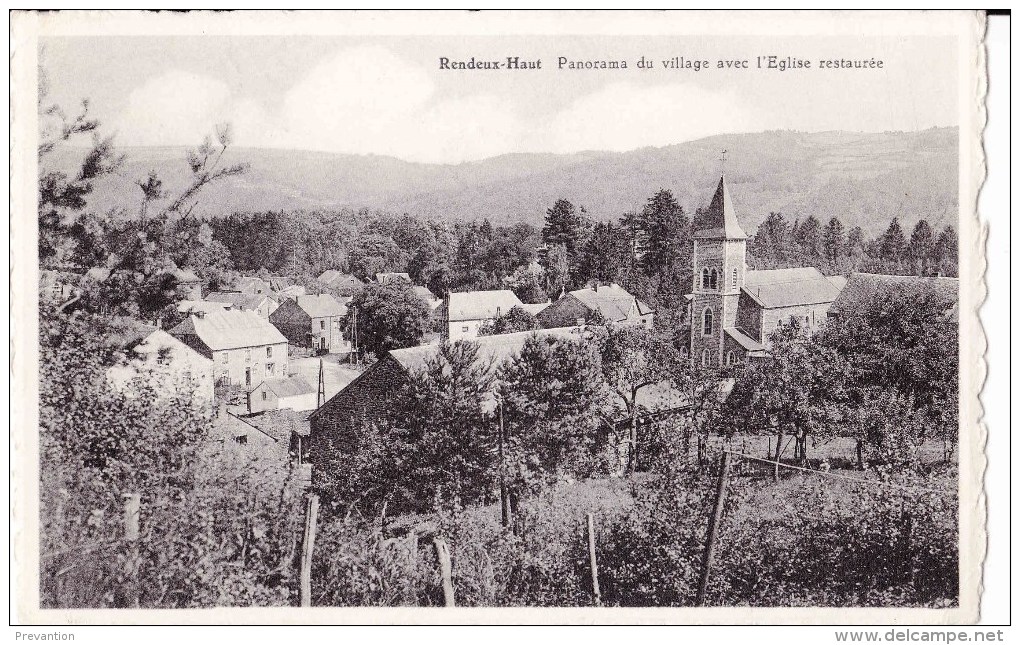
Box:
[317,358,325,408]
[696,452,732,606]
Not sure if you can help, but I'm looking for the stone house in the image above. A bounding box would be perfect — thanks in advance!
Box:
[106,328,215,411]
[205,290,279,319]
[248,375,317,414]
[270,293,350,354]
[437,289,525,341]
[536,283,654,329]
[169,309,289,390]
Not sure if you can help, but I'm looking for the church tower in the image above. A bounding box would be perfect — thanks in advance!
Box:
[690,176,747,366]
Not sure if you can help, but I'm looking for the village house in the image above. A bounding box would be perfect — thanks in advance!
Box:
[375,272,412,285]
[437,289,525,341]
[40,269,79,305]
[537,283,654,329]
[686,176,846,367]
[234,275,272,296]
[248,375,317,414]
[169,309,289,390]
[278,284,307,300]
[106,327,215,410]
[270,293,350,354]
[317,270,364,296]
[205,290,279,319]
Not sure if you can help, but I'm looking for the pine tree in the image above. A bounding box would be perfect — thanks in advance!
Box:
[908,219,936,275]
[934,225,959,277]
[878,217,908,267]
[795,215,823,261]
[822,217,846,274]
[542,199,585,257]
[638,189,689,276]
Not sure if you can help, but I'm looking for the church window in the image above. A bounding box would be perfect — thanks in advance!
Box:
[702,349,711,366]
[702,307,714,336]
[726,350,735,366]
[701,268,710,289]
[731,268,738,288]
[709,269,719,290]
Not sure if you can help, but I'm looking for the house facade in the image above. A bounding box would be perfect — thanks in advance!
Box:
[318,270,364,296]
[687,176,845,367]
[107,328,215,410]
[537,283,654,329]
[169,309,289,390]
[438,289,525,341]
[248,375,317,414]
[270,294,350,354]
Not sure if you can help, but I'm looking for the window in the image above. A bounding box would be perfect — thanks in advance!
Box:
[709,269,718,290]
[245,349,252,362]
[267,346,273,358]
[267,362,275,375]
[702,349,711,367]
[234,435,248,445]
[221,352,228,364]
[702,307,714,336]
[320,320,325,330]
[261,391,268,401]
[462,326,469,333]
[726,351,735,366]
[701,268,710,289]
[576,318,585,326]
[731,268,738,288]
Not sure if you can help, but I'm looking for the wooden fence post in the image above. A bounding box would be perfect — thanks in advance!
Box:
[587,513,602,607]
[696,452,732,606]
[433,537,455,607]
[299,493,320,607]
[122,493,141,608]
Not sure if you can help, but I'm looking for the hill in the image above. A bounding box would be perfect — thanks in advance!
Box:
[45,128,958,236]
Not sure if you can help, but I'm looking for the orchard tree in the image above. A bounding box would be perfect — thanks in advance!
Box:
[595,325,678,474]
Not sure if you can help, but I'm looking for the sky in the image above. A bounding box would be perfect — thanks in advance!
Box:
[39,34,959,164]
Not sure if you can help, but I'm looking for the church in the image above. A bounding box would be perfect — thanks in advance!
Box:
[687,176,845,367]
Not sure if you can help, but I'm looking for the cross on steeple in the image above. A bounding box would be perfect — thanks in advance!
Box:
[719,149,729,174]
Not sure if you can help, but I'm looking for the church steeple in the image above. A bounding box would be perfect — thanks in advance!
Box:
[694,176,747,240]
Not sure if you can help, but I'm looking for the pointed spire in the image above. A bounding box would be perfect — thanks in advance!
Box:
[695,175,747,240]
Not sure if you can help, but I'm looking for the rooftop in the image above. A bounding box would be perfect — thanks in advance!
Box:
[205,290,273,310]
[742,267,843,309]
[170,309,287,351]
[567,284,654,322]
[827,272,959,318]
[694,176,748,240]
[445,289,524,322]
[261,375,315,398]
[294,293,347,318]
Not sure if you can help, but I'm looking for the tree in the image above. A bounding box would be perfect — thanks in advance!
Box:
[749,212,792,268]
[503,265,548,304]
[638,189,690,277]
[878,217,908,266]
[344,281,432,356]
[822,217,846,273]
[542,199,589,260]
[573,221,629,286]
[477,305,540,336]
[348,233,407,281]
[794,215,823,261]
[498,334,604,512]
[595,325,678,474]
[934,225,959,277]
[908,219,936,275]
[393,341,498,510]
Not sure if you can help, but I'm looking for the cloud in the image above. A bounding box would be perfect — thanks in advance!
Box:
[535,81,758,154]
[276,46,523,163]
[117,70,232,147]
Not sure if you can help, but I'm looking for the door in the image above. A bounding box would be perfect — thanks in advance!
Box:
[245,368,251,390]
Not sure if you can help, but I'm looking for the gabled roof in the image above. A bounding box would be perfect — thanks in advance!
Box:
[260,375,315,398]
[742,267,843,309]
[567,284,654,322]
[295,294,347,318]
[386,327,579,374]
[827,273,959,318]
[445,289,523,322]
[169,309,287,351]
[124,329,213,362]
[318,270,362,288]
[172,267,200,283]
[206,290,273,310]
[235,276,270,294]
[519,301,551,316]
[694,175,747,240]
